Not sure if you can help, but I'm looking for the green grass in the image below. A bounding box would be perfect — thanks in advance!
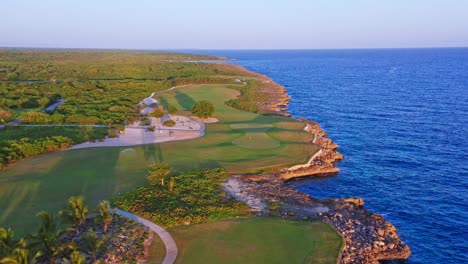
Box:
[155,84,318,172]
[148,231,166,264]
[0,84,319,234]
[169,218,343,264]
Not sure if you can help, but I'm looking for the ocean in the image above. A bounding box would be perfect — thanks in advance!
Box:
[187,49,468,263]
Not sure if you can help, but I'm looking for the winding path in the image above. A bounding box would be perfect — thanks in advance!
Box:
[115,208,178,264]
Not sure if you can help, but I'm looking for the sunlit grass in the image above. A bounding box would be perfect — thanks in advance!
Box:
[0,84,319,233]
[170,218,343,264]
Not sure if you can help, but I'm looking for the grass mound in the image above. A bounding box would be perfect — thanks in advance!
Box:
[170,218,343,264]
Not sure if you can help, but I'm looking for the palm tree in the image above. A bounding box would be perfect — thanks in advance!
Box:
[80,230,106,263]
[1,227,46,264]
[0,248,40,264]
[62,196,88,234]
[146,163,171,186]
[0,228,17,257]
[65,250,85,264]
[28,211,68,263]
[169,177,175,192]
[95,201,115,233]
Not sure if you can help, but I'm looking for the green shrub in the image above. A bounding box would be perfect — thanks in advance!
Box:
[192,100,214,119]
[267,202,282,212]
[0,108,14,123]
[163,120,175,127]
[140,118,151,126]
[113,168,250,227]
[168,105,178,114]
[107,129,118,138]
[149,109,164,118]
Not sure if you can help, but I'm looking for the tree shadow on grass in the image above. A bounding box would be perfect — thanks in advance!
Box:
[0,147,123,234]
[170,159,222,174]
[158,96,170,109]
[143,143,164,164]
[175,91,196,110]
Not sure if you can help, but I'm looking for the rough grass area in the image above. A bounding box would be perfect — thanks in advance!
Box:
[0,84,319,233]
[148,231,166,264]
[112,169,251,227]
[170,218,343,264]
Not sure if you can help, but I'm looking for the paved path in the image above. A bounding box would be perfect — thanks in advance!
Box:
[115,208,178,264]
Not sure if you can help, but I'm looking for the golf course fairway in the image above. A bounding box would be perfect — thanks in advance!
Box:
[0,84,319,234]
[170,218,343,264]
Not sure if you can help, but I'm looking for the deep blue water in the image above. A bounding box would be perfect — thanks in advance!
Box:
[187,49,468,263]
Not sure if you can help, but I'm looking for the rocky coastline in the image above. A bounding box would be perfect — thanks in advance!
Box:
[279,119,344,180]
[224,174,411,264]
[224,69,411,263]
[231,64,292,116]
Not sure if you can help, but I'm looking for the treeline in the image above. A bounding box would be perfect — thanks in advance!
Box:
[0,126,108,169]
[0,51,230,81]
[1,78,241,126]
[0,197,148,263]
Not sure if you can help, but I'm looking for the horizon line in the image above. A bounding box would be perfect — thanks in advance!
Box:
[1,46,468,52]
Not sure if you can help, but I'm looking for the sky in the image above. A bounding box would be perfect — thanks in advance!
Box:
[1,0,468,50]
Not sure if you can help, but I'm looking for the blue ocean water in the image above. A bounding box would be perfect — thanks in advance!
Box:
[188,49,468,263]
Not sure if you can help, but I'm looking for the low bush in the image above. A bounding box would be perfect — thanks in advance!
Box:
[0,126,108,169]
[140,118,151,126]
[163,119,176,127]
[112,168,250,227]
[107,129,118,138]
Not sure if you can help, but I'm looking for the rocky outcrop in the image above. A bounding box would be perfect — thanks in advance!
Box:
[279,119,343,180]
[227,64,292,116]
[223,175,411,264]
[254,77,291,116]
[224,66,411,263]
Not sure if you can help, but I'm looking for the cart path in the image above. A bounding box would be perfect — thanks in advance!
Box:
[115,208,178,264]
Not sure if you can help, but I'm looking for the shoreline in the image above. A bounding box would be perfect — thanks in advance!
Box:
[226,65,411,263]
[227,64,292,116]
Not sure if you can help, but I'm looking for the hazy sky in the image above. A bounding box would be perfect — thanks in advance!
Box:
[2,0,468,49]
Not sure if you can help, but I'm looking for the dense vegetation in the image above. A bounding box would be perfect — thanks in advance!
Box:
[112,168,251,227]
[225,80,265,113]
[0,50,251,168]
[0,197,149,264]
[0,50,245,125]
[0,126,107,169]
[191,100,215,119]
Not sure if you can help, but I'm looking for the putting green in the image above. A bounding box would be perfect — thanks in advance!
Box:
[0,84,319,234]
[170,218,343,264]
[230,123,279,149]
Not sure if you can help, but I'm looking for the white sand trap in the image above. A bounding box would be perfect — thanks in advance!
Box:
[70,115,205,149]
[192,117,219,123]
[70,88,208,149]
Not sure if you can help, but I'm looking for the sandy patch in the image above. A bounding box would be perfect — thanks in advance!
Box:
[70,115,205,149]
[192,117,219,123]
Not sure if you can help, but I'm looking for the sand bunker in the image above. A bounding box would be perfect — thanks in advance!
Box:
[71,115,205,149]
